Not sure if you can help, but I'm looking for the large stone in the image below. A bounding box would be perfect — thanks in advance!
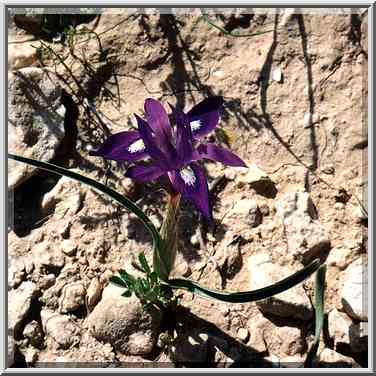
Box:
[224,199,262,228]
[8,254,27,289]
[59,282,86,313]
[8,67,65,190]
[248,252,312,320]
[8,42,38,70]
[247,313,305,358]
[235,164,277,197]
[39,263,81,310]
[41,309,80,350]
[88,284,162,355]
[23,320,44,348]
[247,314,268,353]
[270,326,304,357]
[86,277,103,311]
[328,308,352,350]
[317,348,360,368]
[326,247,355,270]
[41,176,85,218]
[341,257,368,321]
[276,192,330,263]
[8,281,38,336]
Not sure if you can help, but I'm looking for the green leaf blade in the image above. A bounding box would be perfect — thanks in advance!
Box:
[138,252,151,274]
[109,275,128,289]
[167,258,322,303]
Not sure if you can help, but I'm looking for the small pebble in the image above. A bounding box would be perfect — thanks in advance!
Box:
[60,239,77,256]
[190,233,200,247]
[272,67,283,82]
[334,202,345,210]
[237,328,250,343]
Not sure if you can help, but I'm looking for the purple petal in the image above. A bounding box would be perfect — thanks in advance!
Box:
[125,163,165,183]
[187,96,223,139]
[196,143,247,167]
[89,131,148,162]
[135,114,173,169]
[168,162,212,221]
[144,98,172,140]
[170,106,194,166]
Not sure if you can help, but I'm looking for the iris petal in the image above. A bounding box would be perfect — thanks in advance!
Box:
[89,131,148,162]
[144,98,172,140]
[135,114,173,170]
[187,96,223,139]
[196,143,247,167]
[125,163,165,182]
[170,106,194,166]
[168,162,212,221]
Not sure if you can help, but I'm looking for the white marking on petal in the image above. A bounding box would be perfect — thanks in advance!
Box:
[180,166,196,187]
[127,139,146,154]
[190,120,202,132]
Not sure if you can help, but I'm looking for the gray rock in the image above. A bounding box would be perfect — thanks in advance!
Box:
[59,282,86,313]
[23,320,44,348]
[317,348,360,368]
[247,314,268,353]
[248,313,305,357]
[86,277,103,311]
[235,164,276,196]
[276,192,330,263]
[8,42,38,70]
[88,284,162,355]
[60,239,77,256]
[40,263,81,309]
[8,255,27,289]
[41,176,85,218]
[236,328,249,343]
[326,247,354,270]
[226,199,262,228]
[276,327,304,357]
[8,281,38,336]
[22,347,39,365]
[8,335,15,367]
[327,308,366,352]
[41,309,80,350]
[341,257,368,321]
[8,68,66,190]
[248,253,312,320]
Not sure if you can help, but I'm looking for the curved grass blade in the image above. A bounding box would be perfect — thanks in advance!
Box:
[200,10,273,38]
[138,252,151,274]
[166,258,321,303]
[8,153,165,275]
[305,264,327,367]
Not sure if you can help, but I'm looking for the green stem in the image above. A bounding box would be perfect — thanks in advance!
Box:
[153,193,181,281]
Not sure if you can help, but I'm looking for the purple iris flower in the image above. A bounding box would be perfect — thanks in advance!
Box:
[90,97,246,220]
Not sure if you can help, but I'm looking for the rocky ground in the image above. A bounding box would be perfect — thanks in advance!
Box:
[8,8,368,368]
